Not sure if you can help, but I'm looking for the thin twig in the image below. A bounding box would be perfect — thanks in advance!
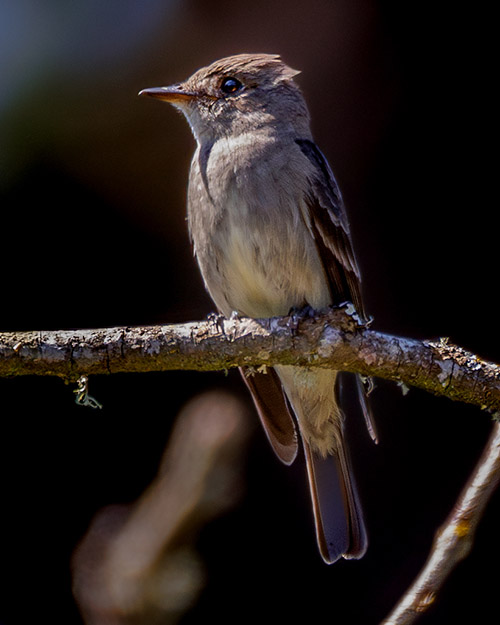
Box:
[381,422,500,624]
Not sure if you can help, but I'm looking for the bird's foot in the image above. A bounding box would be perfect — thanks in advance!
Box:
[206,311,226,333]
[338,301,374,329]
[287,304,316,334]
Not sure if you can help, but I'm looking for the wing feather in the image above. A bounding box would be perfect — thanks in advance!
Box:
[296,138,377,442]
[295,138,365,318]
[240,366,298,465]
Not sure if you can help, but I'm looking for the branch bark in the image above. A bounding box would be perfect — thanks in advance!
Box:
[1,307,499,415]
[381,421,500,624]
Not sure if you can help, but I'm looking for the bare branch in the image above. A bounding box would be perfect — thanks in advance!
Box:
[381,422,500,624]
[1,307,499,414]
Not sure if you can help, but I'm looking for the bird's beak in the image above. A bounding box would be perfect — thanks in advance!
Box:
[138,85,196,104]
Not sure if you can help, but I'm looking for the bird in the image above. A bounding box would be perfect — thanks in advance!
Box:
[139,53,376,563]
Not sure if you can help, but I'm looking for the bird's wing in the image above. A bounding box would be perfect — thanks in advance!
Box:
[295,138,365,317]
[296,138,377,442]
[240,366,298,465]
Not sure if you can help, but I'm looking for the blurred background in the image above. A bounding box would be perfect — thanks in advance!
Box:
[0,1,496,623]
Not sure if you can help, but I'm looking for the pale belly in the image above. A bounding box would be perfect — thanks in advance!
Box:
[204,218,331,319]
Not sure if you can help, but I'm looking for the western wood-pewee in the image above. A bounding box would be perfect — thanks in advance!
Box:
[140,53,375,564]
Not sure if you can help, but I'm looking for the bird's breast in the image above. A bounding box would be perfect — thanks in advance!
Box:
[188,134,330,318]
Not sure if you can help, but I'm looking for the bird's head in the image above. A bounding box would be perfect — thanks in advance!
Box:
[139,53,310,142]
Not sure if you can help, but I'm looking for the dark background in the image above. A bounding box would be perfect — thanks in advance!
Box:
[0,2,496,623]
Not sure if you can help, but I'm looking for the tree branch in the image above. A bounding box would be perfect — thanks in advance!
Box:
[1,307,499,415]
[381,421,500,624]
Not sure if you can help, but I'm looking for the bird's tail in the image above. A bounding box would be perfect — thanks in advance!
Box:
[303,434,367,564]
[271,365,369,563]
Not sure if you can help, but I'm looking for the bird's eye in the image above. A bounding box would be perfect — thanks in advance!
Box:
[220,77,243,95]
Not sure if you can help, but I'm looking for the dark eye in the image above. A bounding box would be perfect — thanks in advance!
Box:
[220,77,243,94]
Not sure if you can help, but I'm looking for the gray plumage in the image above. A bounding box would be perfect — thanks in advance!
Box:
[140,53,375,563]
